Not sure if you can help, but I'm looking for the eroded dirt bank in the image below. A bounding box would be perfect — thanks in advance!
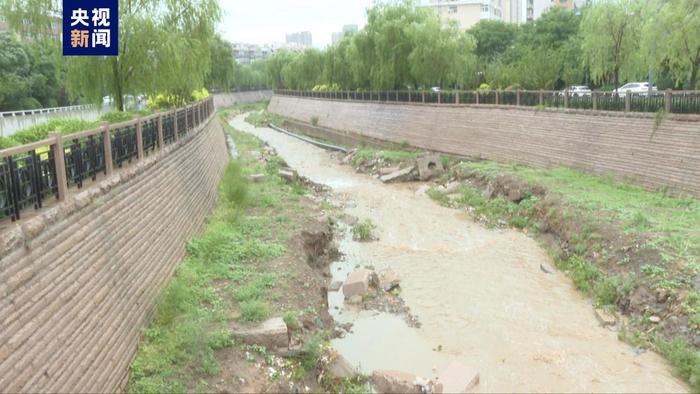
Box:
[230,113,688,393]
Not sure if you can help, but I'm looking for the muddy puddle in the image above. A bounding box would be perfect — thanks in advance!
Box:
[230,114,688,393]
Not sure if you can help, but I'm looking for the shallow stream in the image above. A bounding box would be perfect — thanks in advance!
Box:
[230,114,687,393]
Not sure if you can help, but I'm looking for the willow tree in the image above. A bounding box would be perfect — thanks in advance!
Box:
[642,0,700,89]
[1,0,221,110]
[581,0,642,89]
[407,18,476,89]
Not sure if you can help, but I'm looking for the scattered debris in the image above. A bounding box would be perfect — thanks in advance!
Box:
[235,317,288,349]
[416,155,444,181]
[378,268,401,292]
[371,370,422,394]
[278,168,297,182]
[249,173,266,183]
[594,308,618,327]
[379,166,416,183]
[380,166,401,175]
[327,352,359,378]
[649,315,661,323]
[437,362,480,393]
[341,149,357,165]
[440,181,461,194]
[329,281,343,292]
[343,269,375,299]
[539,264,553,274]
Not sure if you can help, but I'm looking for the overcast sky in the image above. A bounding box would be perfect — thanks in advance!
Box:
[217,0,376,48]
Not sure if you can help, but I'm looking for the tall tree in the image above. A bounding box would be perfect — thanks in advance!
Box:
[642,0,700,89]
[2,0,221,111]
[468,20,518,61]
[581,0,642,89]
[206,34,236,92]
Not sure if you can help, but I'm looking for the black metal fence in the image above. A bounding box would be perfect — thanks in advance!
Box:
[0,97,215,221]
[276,89,700,115]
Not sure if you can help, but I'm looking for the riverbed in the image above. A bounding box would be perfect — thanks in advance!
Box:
[230,114,687,393]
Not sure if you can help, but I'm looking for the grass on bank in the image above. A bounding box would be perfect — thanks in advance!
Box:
[244,109,284,128]
[423,158,700,390]
[129,111,366,393]
[128,117,300,393]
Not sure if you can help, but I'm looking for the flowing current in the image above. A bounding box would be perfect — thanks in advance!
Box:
[230,114,687,393]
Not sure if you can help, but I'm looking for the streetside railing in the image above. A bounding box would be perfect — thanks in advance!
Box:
[0,96,215,221]
[274,89,700,115]
[0,104,99,118]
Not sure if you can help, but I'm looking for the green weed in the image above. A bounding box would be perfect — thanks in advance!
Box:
[352,219,376,241]
[239,299,270,322]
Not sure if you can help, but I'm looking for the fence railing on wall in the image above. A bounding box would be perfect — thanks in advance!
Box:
[0,96,215,221]
[275,89,700,115]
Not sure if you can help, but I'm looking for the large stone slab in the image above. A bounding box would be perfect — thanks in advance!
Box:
[379,166,415,183]
[378,268,400,292]
[235,317,288,348]
[342,269,372,299]
[436,362,479,393]
[371,370,421,393]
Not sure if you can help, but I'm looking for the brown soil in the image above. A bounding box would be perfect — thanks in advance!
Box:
[201,182,339,392]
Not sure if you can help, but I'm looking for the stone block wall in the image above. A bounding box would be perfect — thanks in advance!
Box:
[0,118,229,392]
[269,96,700,196]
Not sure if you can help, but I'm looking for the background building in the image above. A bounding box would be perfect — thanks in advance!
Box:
[331,24,358,44]
[421,0,559,29]
[285,31,312,48]
[0,11,62,41]
[550,0,575,10]
[0,13,8,34]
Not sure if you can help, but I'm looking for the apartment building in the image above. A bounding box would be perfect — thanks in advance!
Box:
[332,24,358,44]
[422,0,553,29]
[285,31,312,48]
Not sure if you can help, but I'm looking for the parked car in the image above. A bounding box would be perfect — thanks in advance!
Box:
[615,82,658,96]
[430,87,441,93]
[559,85,592,96]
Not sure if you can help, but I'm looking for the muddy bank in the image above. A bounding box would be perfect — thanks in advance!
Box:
[231,113,689,393]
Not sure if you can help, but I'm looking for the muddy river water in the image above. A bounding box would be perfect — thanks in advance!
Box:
[230,115,688,393]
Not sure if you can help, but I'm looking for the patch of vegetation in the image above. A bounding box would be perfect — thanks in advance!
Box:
[455,161,699,268]
[99,109,152,123]
[657,337,700,392]
[352,219,376,241]
[244,110,284,127]
[0,118,98,149]
[350,147,419,167]
[310,116,319,126]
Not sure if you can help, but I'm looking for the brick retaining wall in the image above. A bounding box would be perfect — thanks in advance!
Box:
[269,96,700,197]
[0,118,229,392]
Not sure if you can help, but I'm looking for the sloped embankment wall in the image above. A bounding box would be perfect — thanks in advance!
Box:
[0,119,229,392]
[269,95,700,197]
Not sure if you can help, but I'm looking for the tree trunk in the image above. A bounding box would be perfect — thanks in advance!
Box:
[111,58,125,111]
[614,66,620,93]
[691,64,698,91]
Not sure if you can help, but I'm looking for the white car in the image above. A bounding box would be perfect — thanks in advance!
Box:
[430,87,441,93]
[615,82,658,96]
[560,85,592,96]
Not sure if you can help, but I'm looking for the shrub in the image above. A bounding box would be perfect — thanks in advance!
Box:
[310,116,319,126]
[221,161,248,205]
[100,111,133,123]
